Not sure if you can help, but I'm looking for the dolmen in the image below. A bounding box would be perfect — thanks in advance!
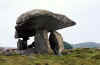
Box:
[15,9,76,55]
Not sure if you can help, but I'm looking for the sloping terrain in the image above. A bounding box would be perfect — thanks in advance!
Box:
[0,48,100,65]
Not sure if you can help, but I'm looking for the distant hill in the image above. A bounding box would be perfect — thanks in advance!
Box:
[72,42,100,48]
[63,41,73,49]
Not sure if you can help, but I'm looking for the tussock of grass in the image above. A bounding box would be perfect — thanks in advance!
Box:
[0,48,100,65]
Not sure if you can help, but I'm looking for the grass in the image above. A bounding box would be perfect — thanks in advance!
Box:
[0,48,100,65]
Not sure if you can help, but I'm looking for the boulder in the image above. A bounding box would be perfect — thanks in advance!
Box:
[34,30,51,54]
[17,39,28,50]
[49,31,64,56]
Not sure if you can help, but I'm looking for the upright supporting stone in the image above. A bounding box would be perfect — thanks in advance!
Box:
[49,31,64,56]
[34,30,51,54]
[17,38,28,50]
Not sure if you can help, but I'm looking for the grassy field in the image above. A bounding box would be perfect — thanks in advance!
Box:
[0,48,100,65]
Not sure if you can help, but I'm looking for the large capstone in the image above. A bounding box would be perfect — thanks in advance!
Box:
[15,9,76,38]
[49,31,64,56]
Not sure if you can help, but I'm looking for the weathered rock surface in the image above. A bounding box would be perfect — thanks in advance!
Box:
[49,31,64,56]
[34,30,51,54]
[15,9,76,38]
[17,39,28,50]
[15,9,76,55]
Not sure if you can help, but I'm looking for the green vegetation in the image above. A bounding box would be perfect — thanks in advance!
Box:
[0,48,100,65]
[63,41,73,49]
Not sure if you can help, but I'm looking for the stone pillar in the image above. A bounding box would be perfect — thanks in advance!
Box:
[49,31,64,56]
[17,38,28,50]
[34,30,51,54]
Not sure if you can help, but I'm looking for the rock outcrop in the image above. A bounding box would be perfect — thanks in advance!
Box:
[17,38,28,50]
[49,31,64,56]
[15,9,76,55]
[34,30,51,54]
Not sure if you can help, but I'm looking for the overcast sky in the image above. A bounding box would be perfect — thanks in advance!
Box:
[0,0,100,47]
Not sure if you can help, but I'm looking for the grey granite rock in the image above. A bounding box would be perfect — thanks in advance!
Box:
[49,31,64,56]
[17,39,28,50]
[15,9,76,55]
[34,30,51,54]
[15,9,76,38]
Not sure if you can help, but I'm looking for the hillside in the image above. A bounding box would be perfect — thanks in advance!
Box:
[73,42,100,48]
[0,48,100,65]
